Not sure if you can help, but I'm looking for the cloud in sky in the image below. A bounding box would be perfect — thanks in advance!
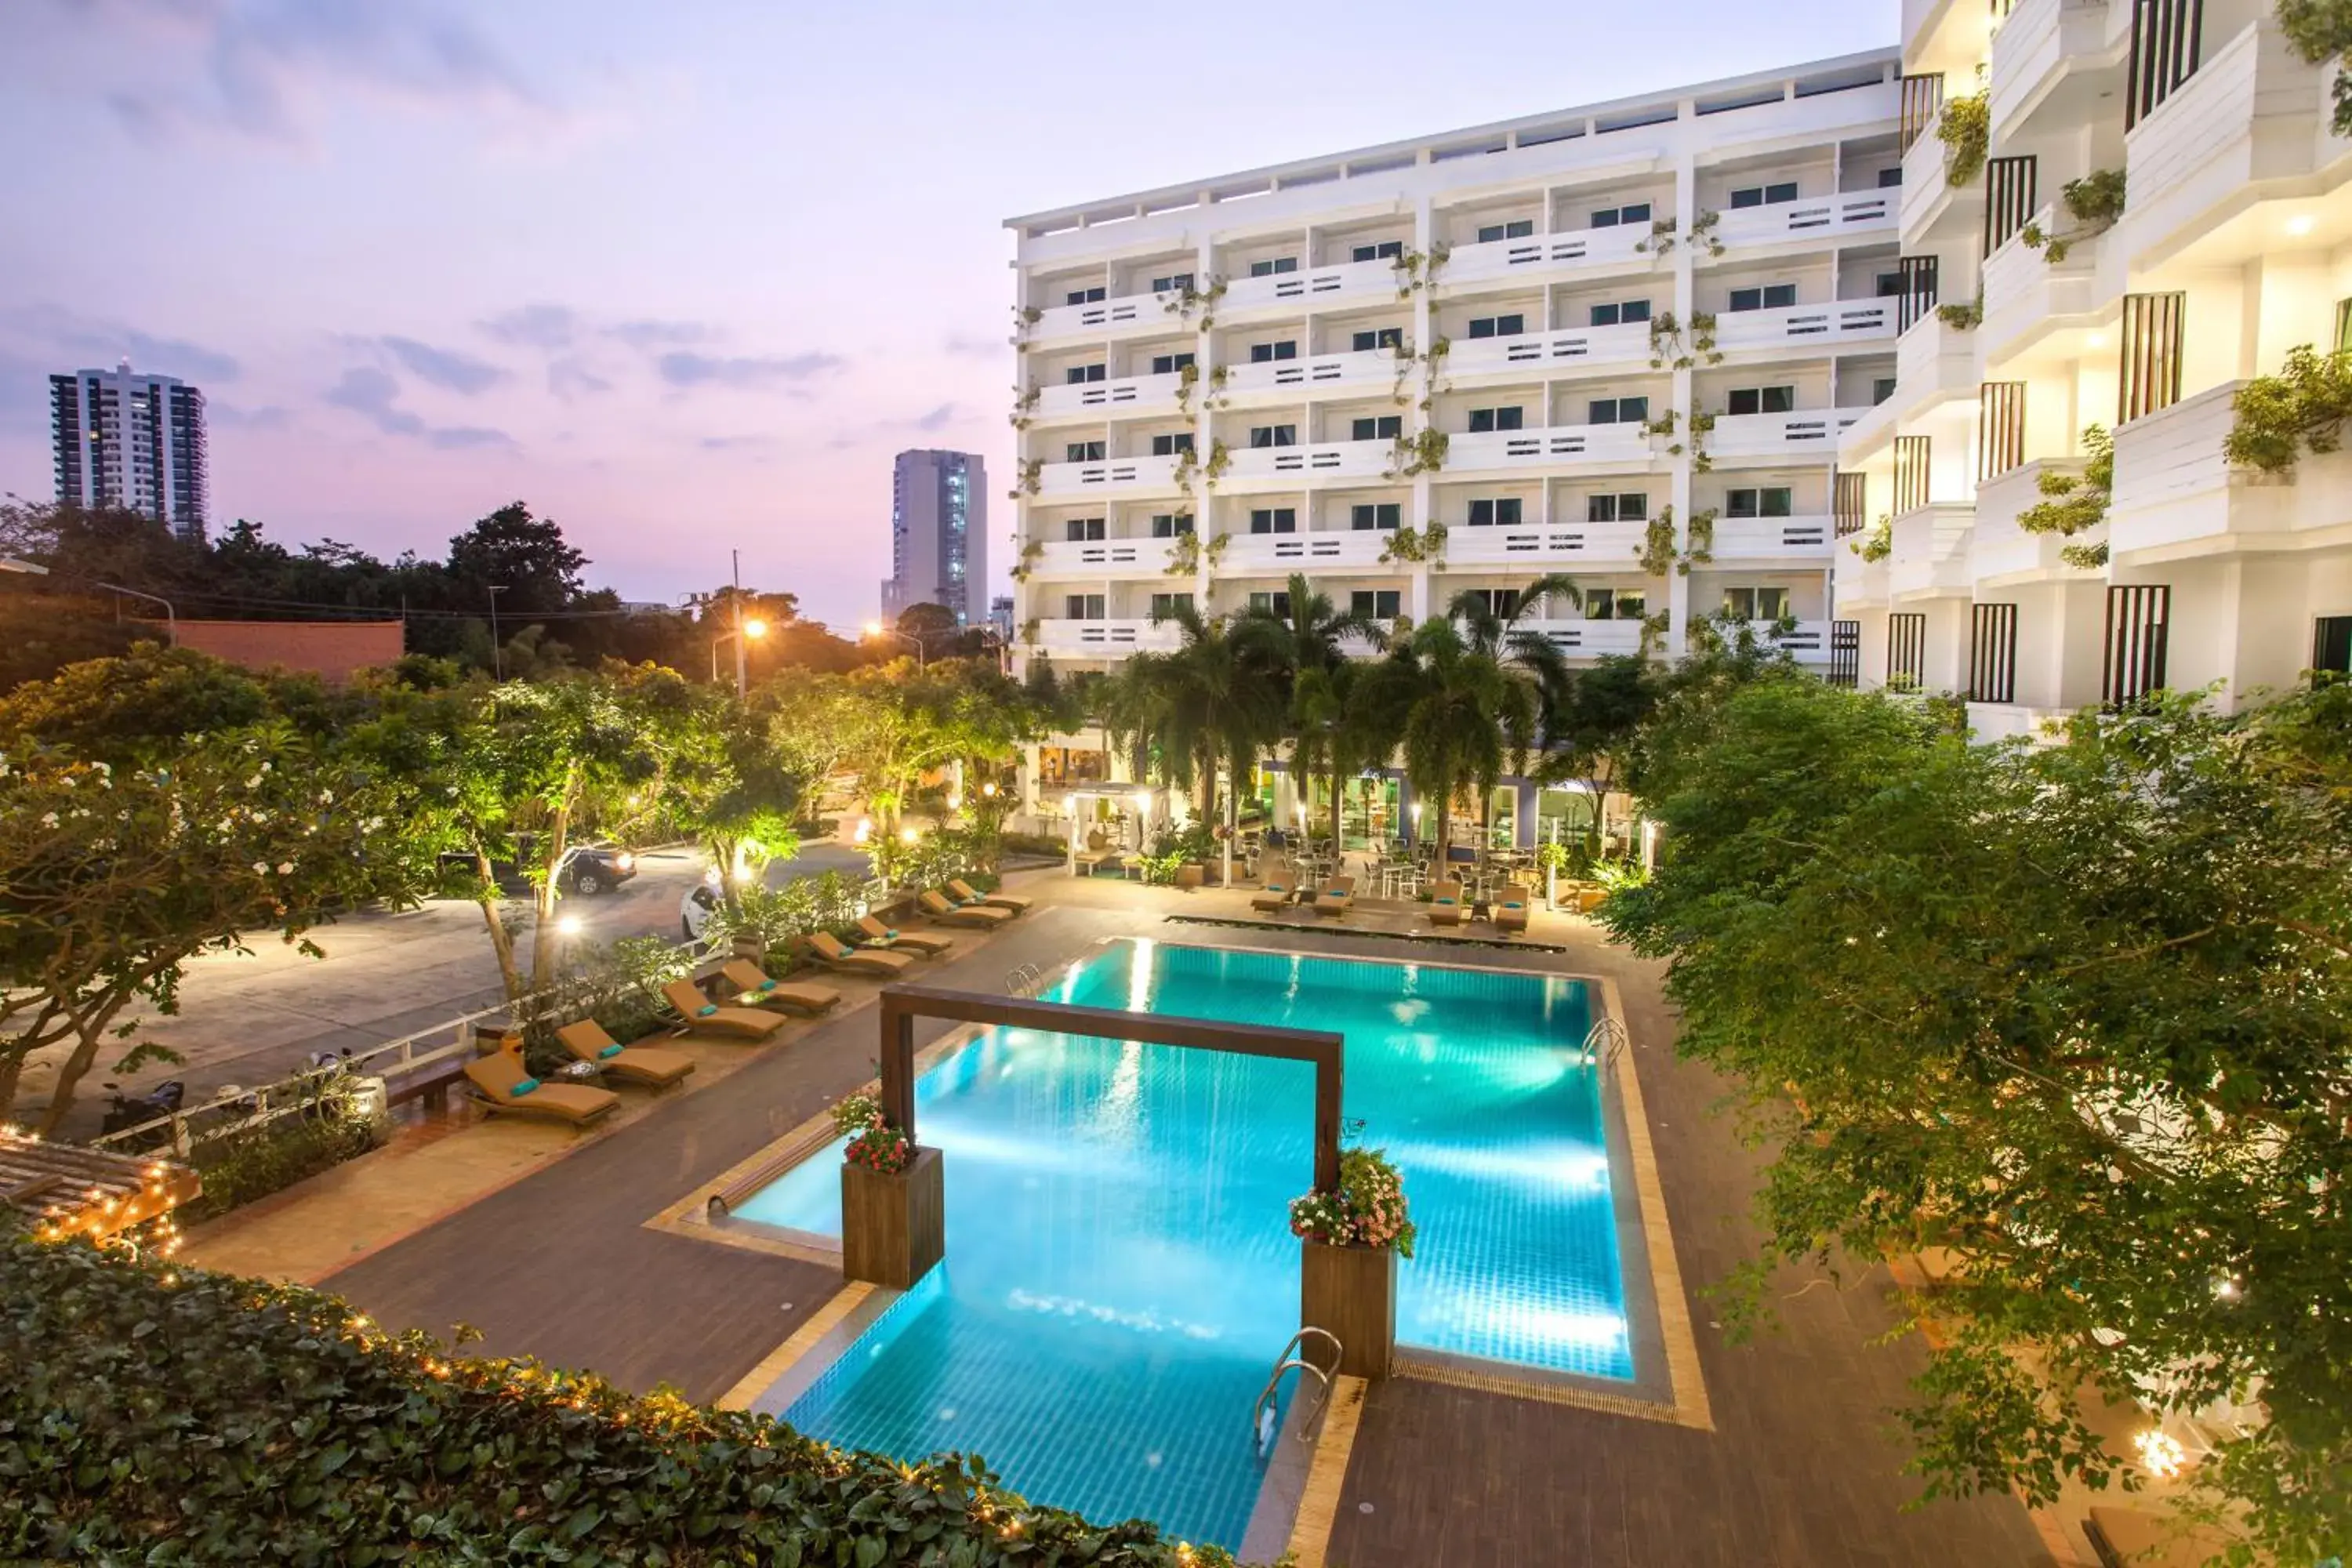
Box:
[479,303,577,350]
[378,334,505,394]
[209,400,292,430]
[909,402,960,433]
[78,0,561,148]
[699,434,771,452]
[607,319,717,351]
[655,350,846,390]
[941,332,1004,359]
[546,357,612,398]
[324,365,512,450]
[3,303,241,383]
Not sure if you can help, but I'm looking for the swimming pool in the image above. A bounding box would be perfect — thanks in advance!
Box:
[735,938,1626,1549]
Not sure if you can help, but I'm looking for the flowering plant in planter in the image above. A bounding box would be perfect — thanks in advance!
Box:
[1289,1146,1417,1257]
[831,1091,913,1174]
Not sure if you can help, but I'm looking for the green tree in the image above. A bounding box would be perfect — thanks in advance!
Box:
[1236,572,1387,848]
[1603,677,2352,1563]
[1127,604,1286,830]
[442,502,588,618]
[1533,654,1660,860]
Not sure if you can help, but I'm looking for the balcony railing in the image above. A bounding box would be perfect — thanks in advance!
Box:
[1769,619,1836,662]
[1899,111,1965,237]
[1444,521,1646,564]
[1218,530,1397,573]
[1710,193,1896,247]
[1446,321,1650,379]
[1981,205,2100,349]
[1888,503,1977,598]
[1521,618,1646,655]
[1032,370,1184,423]
[1446,422,1653,472]
[1834,539,1892,607]
[1024,539,1160,579]
[1893,305,1982,408]
[1221,441,1392,489]
[1033,452,1184,498]
[1971,457,2095,581]
[1708,408,1866,456]
[1033,618,1184,656]
[2107,379,2352,557]
[1221,256,1404,317]
[1989,0,2120,136]
[1026,291,1177,344]
[1221,348,1400,403]
[1711,298,1896,352]
[2124,20,2327,256]
[1708,514,1835,559]
[1442,224,1652,289]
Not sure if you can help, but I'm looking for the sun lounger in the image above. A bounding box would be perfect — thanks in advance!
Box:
[1250,880,1292,912]
[808,931,919,976]
[1312,877,1356,919]
[1426,880,1465,927]
[463,1039,619,1127]
[919,890,1014,927]
[716,959,844,1015]
[659,978,789,1040]
[947,877,1032,915]
[1493,886,1530,934]
[556,1019,695,1089]
[854,915,955,956]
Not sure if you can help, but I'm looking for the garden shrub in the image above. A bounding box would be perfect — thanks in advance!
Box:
[0,1235,1259,1565]
[184,1100,379,1222]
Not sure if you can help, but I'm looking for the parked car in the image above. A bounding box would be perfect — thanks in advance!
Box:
[438,840,639,898]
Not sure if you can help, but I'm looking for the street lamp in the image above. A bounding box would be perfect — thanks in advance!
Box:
[863,621,927,670]
[710,615,768,694]
[1,559,177,644]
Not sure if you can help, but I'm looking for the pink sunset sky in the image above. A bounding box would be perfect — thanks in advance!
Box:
[0,0,1888,625]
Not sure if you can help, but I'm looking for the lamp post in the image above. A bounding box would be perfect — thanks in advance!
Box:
[862,621,927,670]
[100,583,178,645]
[710,616,768,695]
[487,584,509,680]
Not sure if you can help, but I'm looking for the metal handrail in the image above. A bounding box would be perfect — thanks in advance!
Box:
[1004,963,1044,997]
[1251,1326,1342,1454]
[1585,1014,1630,1073]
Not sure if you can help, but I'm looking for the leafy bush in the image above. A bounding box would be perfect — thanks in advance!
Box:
[543,934,692,1055]
[831,1091,913,1175]
[1135,852,1186,887]
[2224,343,2352,477]
[185,1097,378,1222]
[999,829,1065,858]
[1936,92,1987,185]
[0,1236,1256,1565]
[700,873,869,961]
[2016,426,2113,540]
[1288,1146,1415,1256]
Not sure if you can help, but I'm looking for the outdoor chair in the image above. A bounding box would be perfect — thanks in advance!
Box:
[1426,880,1465,927]
[807,931,920,976]
[947,877,1033,915]
[715,960,843,1016]
[1312,877,1356,919]
[854,915,956,956]
[556,1020,695,1089]
[1250,879,1292,912]
[1493,884,1531,935]
[463,1037,619,1128]
[919,890,1014,928]
[659,978,791,1040]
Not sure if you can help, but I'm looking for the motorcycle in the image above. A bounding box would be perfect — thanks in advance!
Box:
[100,1080,187,1149]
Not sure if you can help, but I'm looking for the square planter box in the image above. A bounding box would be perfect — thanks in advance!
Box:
[1300,1238,1397,1381]
[1176,862,1206,890]
[841,1145,944,1290]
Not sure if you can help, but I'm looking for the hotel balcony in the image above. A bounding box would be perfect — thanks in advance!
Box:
[1835,537,1893,608]
[1711,297,1897,355]
[1980,208,2101,358]
[1445,519,1646,567]
[1971,458,2101,584]
[1988,0,2125,140]
[1033,617,1183,659]
[1029,370,1185,426]
[1220,256,1406,321]
[1026,290,1179,347]
[1445,321,1650,384]
[2109,381,2352,560]
[1708,514,1835,561]
[1218,529,1399,574]
[2121,20,2332,267]
[1708,407,1866,459]
[1772,619,1837,665]
[1220,348,1399,407]
[1523,618,1646,656]
[1022,538,1161,582]
[1842,312,1980,465]
[1440,223,1652,293]
[1220,440,1392,492]
[1887,502,1977,599]
[1033,452,1185,500]
[1710,191,1897,251]
[1445,422,1653,475]
[1899,114,1973,245]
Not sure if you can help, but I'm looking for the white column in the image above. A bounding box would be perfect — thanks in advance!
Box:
[1667,147,1698,658]
[1410,192,1438,624]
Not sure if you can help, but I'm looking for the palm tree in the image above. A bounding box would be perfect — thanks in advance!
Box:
[1130,602,1285,835]
[1441,573,1581,848]
[1235,573,1386,845]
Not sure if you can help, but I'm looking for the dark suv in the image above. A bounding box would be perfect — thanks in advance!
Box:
[438,840,640,898]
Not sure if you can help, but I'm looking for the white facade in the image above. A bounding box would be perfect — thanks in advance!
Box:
[49,361,209,541]
[1840,0,2352,722]
[883,449,987,626]
[1004,53,1909,675]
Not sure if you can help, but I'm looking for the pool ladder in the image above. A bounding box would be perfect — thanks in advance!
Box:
[1584,1014,1629,1073]
[1004,962,1044,997]
[1250,1326,1342,1457]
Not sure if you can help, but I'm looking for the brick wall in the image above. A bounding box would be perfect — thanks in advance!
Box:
[151,620,405,686]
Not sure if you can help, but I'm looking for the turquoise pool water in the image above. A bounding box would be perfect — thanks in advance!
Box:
[736,939,1624,1548]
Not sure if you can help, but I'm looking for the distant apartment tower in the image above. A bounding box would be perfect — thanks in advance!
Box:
[882,449,987,625]
[50,362,209,541]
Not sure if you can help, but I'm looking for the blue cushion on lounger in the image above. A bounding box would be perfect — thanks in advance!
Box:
[697,1004,717,1018]
[512,1076,540,1097]
[759,978,778,990]
[1436,897,1455,906]
[598,1043,624,1059]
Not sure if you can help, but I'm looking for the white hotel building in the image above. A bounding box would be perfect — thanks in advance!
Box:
[1838,0,2352,729]
[1004,53,1912,681]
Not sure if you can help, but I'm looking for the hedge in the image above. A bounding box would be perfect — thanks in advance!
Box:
[0,1236,1259,1566]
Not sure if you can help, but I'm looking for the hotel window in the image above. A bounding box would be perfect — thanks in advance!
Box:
[1351,240,1405,263]
[1065,286,1106,305]
[1064,593,1105,619]
[1874,376,1899,405]
[1727,284,1798,312]
[1875,272,1905,297]
[1721,586,1790,620]
[1351,590,1403,619]
[1587,396,1650,424]
[1477,219,1536,243]
[1463,588,1519,618]
[1587,588,1645,620]
[2314,615,2352,673]
[1588,299,1653,327]
[1149,592,1196,618]
[1877,166,1904,187]
[1151,433,1195,456]
[1065,440,1105,462]
[1250,340,1299,363]
[1248,256,1299,277]
[1467,498,1524,527]
[1352,327,1404,353]
[1249,507,1297,535]
[1351,503,1403,531]
[1589,202,1652,227]
[1151,273,1196,293]
[1150,512,1195,537]
[1467,314,1526,339]
[1250,590,1294,615]
[1728,181,1799,209]
[1726,387,1796,416]
[1248,424,1297,449]
[1587,492,1649,521]
[1065,363,1107,384]
[1725,487,1793,517]
[1467,407,1525,433]
[1150,351,1196,375]
[1065,517,1106,541]
[1351,416,1403,441]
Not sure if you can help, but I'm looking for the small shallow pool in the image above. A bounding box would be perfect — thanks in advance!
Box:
[735,938,1625,1548]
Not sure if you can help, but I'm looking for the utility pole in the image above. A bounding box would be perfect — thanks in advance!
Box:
[488,584,509,680]
[732,549,748,699]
